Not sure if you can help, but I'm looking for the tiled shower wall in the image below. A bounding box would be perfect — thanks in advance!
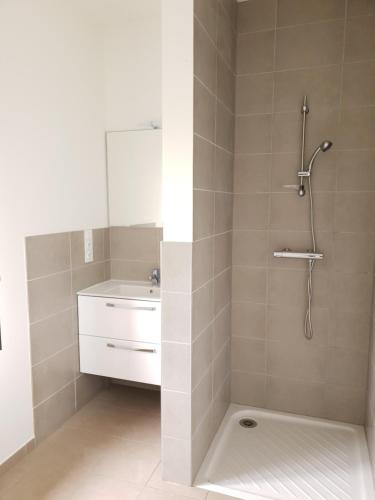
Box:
[161,0,236,485]
[232,0,375,424]
[26,226,162,442]
[192,0,236,477]
[26,229,110,441]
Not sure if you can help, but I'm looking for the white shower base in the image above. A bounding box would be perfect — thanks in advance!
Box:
[195,404,374,500]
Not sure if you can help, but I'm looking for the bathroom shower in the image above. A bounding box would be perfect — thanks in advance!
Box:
[274,96,333,339]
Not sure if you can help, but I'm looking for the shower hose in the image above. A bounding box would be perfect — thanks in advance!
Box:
[305,175,315,340]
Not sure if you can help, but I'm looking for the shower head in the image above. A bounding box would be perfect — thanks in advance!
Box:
[307,140,333,173]
[320,140,333,152]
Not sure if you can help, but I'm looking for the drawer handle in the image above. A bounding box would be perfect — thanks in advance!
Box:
[106,342,157,353]
[105,303,156,312]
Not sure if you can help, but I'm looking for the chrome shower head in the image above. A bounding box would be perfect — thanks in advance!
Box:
[307,140,333,173]
[320,140,333,152]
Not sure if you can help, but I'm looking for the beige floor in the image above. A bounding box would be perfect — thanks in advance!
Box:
[0,385,235,500]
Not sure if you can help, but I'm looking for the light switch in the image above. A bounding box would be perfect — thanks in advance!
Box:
[84,229,93,263]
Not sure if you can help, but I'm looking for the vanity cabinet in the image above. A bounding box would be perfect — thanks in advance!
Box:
[77,281,161,385]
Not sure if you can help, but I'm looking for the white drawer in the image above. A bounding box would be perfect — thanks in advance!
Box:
[78,295,161,343]
[79,334,161,385]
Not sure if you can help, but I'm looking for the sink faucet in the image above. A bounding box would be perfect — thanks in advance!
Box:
[149,268,160,286]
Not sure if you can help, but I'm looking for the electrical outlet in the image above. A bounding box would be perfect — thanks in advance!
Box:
[84,229,93,263]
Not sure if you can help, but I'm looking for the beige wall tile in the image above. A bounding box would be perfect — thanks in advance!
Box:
[325,384,366,424]
[232,266,267,302]
[337,106,375,149]
[267,339,327,383]
[162,291,192,343]
[231,338,266,373]
[235,115,272,154]
[192,237,214,290]
[329,310,370,352]
[217,56,235,112]
[233,194,269,230]
[32,346,75,406]
[191,406,215,479]
[194,0,217,41]
[215,147,234,193]
[331,272,373,313]
[30,309,73,365]
[326,347,368,389]
[234,154,271,193]
[343,61,375,107]
[26,232,70,280]
[214,231,232,275]
[217,3,236,70]
[336,150,375,191]
[236,73,274,115]
[213,305,231,354]
[192,281,214,340]
[28,271,72,323]
[162,390,191,440]
[270,193,333,231]
[76,374,104,409]
[110,260,157,282]
[277,0,345,26]
[236,30,275,74]
[348,0,375,17]
[194,19,217,93]
[109,227,160,262]
[345,15,375,62]
[266,377,326,418]
[335,192,375,232]
[233,230,267,267]
[333,232,375,273]
[216,101,235,152]
[275,20,344,70]
[274,66,341,112]
[231,301,266,339]
[237,0,277,33]
[194,78,215,141]
[215,192,233,234]
[194,135,215,190]
[193,189,214,240]
[231,371,266,407]
[162,342,191,393]
[213,342,231,395]
[72,262,106,295]
[34,383,75,441]
[161,242,192,293]
[214,268,232,314]
[212,377,230,431]
[192,326,213,388]
[192,367,212,430]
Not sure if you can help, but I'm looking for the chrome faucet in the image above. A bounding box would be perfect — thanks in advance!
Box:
[149,268,160,286]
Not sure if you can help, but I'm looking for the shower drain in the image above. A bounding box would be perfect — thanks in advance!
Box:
[239,418,258,429]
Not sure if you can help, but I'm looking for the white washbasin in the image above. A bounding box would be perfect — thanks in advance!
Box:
[77,280,160,301]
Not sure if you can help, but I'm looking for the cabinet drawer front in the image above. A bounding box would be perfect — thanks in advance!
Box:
[78,295,161,343]
[79,335,161,385]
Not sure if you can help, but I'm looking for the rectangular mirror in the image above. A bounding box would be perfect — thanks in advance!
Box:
[106,129,162,227]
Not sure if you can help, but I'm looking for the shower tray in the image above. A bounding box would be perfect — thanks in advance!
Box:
[195,404,374,500]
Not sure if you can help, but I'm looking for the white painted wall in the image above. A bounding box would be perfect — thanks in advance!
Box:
[162,0,194,242]
[0,0,107,464]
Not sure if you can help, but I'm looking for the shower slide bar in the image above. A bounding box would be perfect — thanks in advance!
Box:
[273,250,323,260]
